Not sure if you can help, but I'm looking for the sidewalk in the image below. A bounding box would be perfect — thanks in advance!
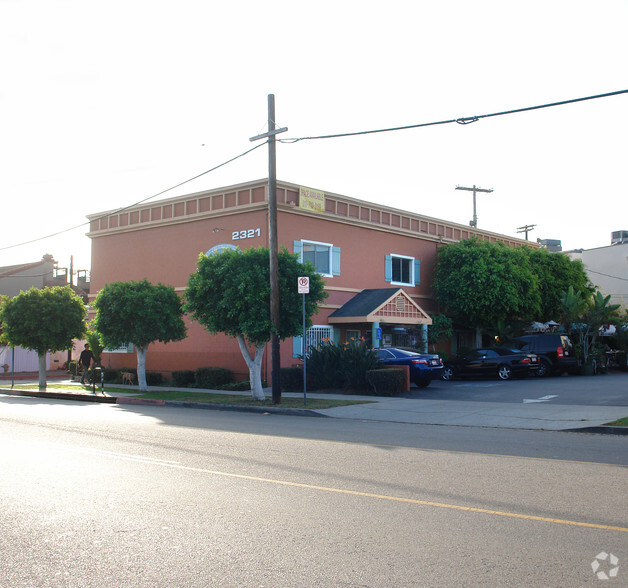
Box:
[1,379,627,434]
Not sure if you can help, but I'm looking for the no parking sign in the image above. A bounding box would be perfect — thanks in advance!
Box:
[298,276,310,294]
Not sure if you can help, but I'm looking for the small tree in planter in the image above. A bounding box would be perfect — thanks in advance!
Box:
[427,314,453,355]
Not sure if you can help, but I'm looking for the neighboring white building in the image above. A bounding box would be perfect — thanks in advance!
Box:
[566,232,628,309]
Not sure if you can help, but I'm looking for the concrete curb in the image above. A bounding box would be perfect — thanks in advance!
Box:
[563,426,628,436]
[1,388,116,403]
[0,388,326,417]
[163,399,328,417]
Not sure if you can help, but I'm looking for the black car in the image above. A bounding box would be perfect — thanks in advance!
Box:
[511,334,578,377]
[442,346,540,381]
[374,347,444,388]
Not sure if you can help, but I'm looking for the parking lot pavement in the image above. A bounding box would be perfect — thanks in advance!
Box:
[400,371,628,406]
[321,371,628,431]
[314,396,627,431]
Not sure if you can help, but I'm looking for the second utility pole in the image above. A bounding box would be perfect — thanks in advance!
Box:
[455,184,494,227]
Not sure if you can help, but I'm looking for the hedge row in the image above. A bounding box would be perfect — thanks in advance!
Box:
[280,365,405,396]
[172,367,233,389]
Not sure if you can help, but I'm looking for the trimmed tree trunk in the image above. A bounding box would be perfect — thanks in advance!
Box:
[37,353,47,391]
[236,335,266,401]
[136,344,149,392]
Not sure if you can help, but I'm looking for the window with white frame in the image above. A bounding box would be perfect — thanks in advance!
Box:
[293,240,340,277]
[385,254,420,286]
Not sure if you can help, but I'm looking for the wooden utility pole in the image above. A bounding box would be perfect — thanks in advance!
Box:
[516,224,536,240]
[455,185,494,227]
[250,95,287,404]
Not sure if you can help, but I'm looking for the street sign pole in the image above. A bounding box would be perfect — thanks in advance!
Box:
[298,277,310,406]
[302,291,306,406]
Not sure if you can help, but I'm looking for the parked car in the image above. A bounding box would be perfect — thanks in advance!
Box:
[511,334,578,377]
[442,347,540,381]
[374,347,444,388]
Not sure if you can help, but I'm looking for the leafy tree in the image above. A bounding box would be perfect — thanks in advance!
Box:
[184,247,327,401]
[433,239,540,332]
[571,290,621,365]
[0,286,86,390]
[558,286,587,337]
[92,280,186,392]
[84,327,105,367]
[0,295,8,346]
[426,314,453,353]
[528,248,591,321]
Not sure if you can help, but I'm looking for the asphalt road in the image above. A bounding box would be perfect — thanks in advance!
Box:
[404,371,628,406]
[1,396,626,586]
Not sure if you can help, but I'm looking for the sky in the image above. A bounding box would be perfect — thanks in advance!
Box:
[1,0,627,278]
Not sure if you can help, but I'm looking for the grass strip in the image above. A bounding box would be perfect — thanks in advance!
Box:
[8,383,373,410]
[134,390,373,409]
[605,416,628,427]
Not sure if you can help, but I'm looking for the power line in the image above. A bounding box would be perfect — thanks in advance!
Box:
[0,142,267,252]
[280,89,628,142]
[586,269,628,282]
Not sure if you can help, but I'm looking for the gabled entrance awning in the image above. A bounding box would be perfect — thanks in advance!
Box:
[328,288,432,325]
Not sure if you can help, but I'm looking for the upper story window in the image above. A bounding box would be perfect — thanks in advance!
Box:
[293,240,340,277]
[385,254,421,286]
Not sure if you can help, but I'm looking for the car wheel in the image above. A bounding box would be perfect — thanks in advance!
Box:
[442,366,455,381]
[498,365,512,380]
[415,378,431,388]
[535,360,550,377]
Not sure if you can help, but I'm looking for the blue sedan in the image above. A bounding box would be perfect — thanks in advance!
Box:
[375,347,444,388]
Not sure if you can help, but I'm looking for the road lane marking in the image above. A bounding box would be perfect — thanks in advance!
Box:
[56,444,628,534]
[523,395,558,403]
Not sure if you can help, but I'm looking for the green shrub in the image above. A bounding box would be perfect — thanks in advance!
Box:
[366,368,405,396]
[103,368,120,383]
[305,340,343,389]
[217,381,251,392]
[195,366,233,389]
[172,370,196,387]
[338,339,379,390]
[146,371,164,386]
[306,339,379,391]
[280,367,303,391]
[68,361,78,376]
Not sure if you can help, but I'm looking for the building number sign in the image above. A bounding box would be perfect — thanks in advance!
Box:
[232,228,261,240]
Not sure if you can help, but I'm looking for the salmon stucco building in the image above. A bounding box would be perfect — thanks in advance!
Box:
[87,179,530,381]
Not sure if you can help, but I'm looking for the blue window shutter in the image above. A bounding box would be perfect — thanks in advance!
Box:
[414,259,421,285]
[385,255,392,282]
[293,335,303,358]
[293,240,303,260]
[333,327,341,344]
[332,246,341,276]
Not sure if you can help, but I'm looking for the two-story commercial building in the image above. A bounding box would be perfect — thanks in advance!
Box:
[87,179,530,381]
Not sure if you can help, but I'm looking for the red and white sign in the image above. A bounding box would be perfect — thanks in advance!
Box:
[297,276,310,294]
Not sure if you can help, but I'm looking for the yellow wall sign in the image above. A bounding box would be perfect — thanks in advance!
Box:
[299,186,325,213]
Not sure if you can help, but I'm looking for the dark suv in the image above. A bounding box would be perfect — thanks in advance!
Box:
[511,334,578,377]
